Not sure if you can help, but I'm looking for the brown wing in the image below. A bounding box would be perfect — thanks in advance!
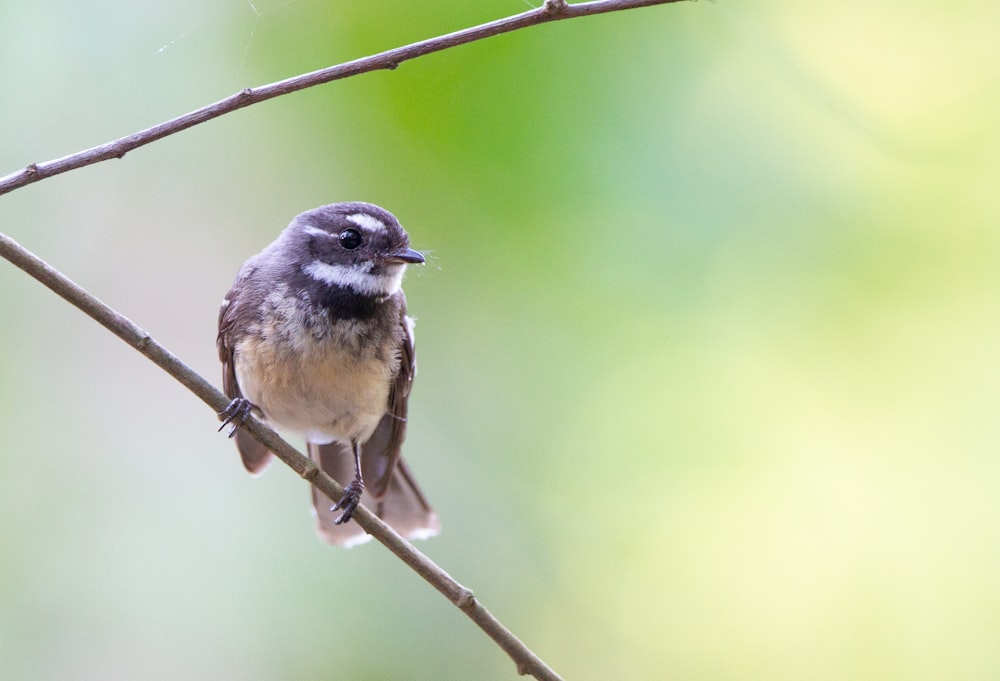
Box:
[364,301,417,499]
[217,275,272,474]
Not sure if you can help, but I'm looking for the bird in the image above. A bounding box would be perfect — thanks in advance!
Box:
[216,201,439,546]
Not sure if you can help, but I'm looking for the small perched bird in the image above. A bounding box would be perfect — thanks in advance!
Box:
[217,202,439,546]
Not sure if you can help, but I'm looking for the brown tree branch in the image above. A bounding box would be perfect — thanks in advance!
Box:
[0,0,685,197]
[0,229,565,681]
[0,1,690,677]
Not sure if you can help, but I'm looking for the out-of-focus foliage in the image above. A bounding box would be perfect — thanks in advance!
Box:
[1,1,998,679]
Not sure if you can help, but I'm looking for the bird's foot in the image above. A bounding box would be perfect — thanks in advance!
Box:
[218,397,253,438]
[331,479,365,525]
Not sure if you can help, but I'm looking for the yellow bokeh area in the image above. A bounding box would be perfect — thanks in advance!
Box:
[1,1,998,679]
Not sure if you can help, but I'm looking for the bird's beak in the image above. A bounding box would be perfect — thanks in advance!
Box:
[384,248,426,265]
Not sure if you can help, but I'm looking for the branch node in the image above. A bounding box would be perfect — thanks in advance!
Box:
[543,0,569,14]
[240,87,254,100]
[384,61,399,71]
[302,461,320,481]
[454,587,476,611]
[25,163,39,177]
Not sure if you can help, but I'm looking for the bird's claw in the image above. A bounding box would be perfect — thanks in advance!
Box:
[331,479,364,525]
[218,398,253,438]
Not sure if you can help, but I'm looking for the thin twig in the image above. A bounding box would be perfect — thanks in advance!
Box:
[0,230,564,681]
[0,1,690,676]
[0,0,685,197]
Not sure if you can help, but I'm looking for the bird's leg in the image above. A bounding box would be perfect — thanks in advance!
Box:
[217,397,254,438]
[332,440,364,525]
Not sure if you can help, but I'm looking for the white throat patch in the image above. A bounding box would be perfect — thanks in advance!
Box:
[303,259,405,297]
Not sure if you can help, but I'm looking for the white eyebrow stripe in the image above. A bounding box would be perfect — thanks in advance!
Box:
[346,213,388,233]
[302,225,332,238]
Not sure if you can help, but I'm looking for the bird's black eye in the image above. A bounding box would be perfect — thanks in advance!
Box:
[339,228,362,250]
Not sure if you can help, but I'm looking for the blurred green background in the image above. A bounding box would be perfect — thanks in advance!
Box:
[2,0,999,679]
